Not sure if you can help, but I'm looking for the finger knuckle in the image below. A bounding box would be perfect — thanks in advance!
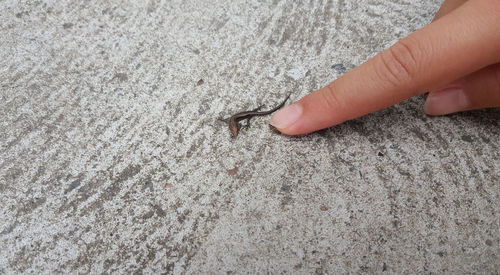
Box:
[321,83,345,113]
[376,38,419,89]
[487,0,500,17]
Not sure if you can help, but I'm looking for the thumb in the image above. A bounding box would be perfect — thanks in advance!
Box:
[424,64,500,115]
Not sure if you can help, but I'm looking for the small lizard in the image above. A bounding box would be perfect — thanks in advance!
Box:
[219,93,291,137]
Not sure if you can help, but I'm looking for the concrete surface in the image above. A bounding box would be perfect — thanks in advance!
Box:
[1,0,499,273]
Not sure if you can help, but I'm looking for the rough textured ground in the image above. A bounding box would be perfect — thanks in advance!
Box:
[1,0,499,273]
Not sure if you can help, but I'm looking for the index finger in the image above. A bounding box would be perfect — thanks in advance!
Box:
[271,0,500,135]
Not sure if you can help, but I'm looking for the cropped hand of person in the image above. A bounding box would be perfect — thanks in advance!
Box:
[271,0,500,135]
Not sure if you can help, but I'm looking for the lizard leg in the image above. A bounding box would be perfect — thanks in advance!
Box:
[242,118,252,130]
[242,105,264,130]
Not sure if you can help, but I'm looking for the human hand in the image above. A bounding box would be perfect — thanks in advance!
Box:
[270,0,500,135]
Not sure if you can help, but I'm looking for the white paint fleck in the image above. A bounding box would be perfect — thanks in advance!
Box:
[286,66,308,80]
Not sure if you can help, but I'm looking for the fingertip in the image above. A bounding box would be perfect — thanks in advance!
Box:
[270,88,347,135]
[270,103,303,134]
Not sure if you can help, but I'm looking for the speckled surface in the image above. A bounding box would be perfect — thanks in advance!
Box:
[1,0,499,273]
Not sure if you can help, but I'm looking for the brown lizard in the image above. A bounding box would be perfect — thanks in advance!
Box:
[219,93,291,137]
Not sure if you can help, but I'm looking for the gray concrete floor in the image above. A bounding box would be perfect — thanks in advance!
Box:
[1,0,499,273]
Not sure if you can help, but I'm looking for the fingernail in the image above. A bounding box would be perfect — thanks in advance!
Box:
[424,87,470,115]
[270,103,303,129]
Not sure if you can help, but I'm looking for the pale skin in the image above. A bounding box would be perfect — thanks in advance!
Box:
[271,0,500,135]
